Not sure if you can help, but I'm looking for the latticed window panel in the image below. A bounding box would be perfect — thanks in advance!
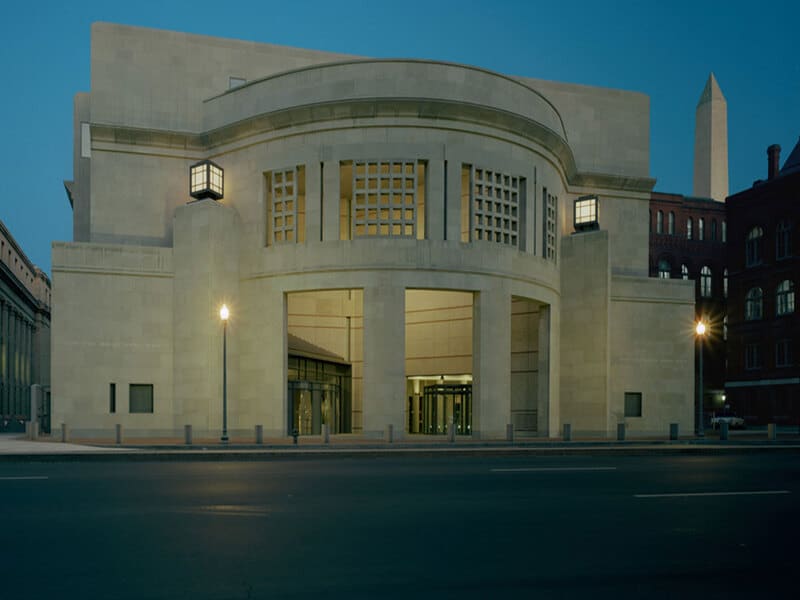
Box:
[266,166,305,244]
[351,161,419,238]
[470,167,520,247]
[545,191,557,261]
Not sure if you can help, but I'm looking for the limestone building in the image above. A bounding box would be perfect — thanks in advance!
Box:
[54,23,695,439]
[1,220,52,432]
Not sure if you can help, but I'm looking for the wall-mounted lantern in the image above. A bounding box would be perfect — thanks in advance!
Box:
[189,160,224,201]
[573,195,599,232]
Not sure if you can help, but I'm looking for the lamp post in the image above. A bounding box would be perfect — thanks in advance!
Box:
[220,304,230,443]
[696,320,706,437]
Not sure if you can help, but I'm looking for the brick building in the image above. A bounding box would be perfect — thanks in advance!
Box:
[725,142,800,424]
[649,193,727,413]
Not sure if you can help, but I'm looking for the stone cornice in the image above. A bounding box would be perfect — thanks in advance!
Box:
[90,98,655,193]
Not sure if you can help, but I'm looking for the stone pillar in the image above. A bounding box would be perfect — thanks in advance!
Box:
[304,161,323,243]
[472,286,511,439]
[322,160,340,241]
[426,160,445,241]
[0,301,5,414]
[173,199,241,437]
[11,311,18,415]
[362,283,405,438]
[537,304,551,436]
[444,160,462,242]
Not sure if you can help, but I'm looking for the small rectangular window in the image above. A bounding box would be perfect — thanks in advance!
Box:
[229,76,247,89]
[109,383,116,413]
[776,339,792,367]
[624,392,642,417]
[129,384,154,413]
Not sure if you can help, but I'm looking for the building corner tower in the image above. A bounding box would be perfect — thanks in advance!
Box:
[693,73,729,201]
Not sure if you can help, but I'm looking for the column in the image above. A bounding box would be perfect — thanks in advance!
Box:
[304,161,323,243]
[0,301,5,415]
[426,160,445,241]
[11,311,18,416]
[537,305,551,436]
[322,160,340,241]
[444,160,462,242]
[362,283,405,437]
[472,286,511,439]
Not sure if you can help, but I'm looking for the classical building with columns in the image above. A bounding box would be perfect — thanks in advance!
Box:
[53,23,695,439]
[1,220,52,432]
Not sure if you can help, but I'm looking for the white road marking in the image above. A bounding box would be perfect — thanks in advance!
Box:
[635,490,790,499]
[491,466,618,473]
[0,476,49,481]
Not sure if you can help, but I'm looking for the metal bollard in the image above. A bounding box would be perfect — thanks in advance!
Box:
[292,428,299,445]
[768,423,777,440]
[563,423,572,442]
[255,424,263,445]
[385,424,394,444]
[720,422,729,441]
[115,424,123,445]
[61,423,68,443]
[506,423,514,443]
[184,424,193,445]
[617,423,626,441]
[669,423,679,441]
[322,423,330,444]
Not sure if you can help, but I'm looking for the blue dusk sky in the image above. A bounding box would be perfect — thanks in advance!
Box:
[2,0,798,274]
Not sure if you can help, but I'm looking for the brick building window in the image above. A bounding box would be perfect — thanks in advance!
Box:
[658,259,671,279]
[776,339,793,367]
[698,218,705,241]
[746,226,763,266]
[711,219,717,241]
[681,264,689,280]
[687,217,693,240]
[656,211,663,234]
[745,287,763,320]
[700,266,712,297]
[776,280,795,315]
[668,212,675,235]
[776,220,792,259]
[745,344,762,370]
[723,268,728,298]
[722,220,727,243]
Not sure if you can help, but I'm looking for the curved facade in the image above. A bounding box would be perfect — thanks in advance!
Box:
[53,23,695,439]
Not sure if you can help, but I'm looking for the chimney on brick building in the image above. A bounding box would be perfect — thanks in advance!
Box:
[768,144,781,180]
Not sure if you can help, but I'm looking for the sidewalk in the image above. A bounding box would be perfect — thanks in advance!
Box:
[2,431,800,461]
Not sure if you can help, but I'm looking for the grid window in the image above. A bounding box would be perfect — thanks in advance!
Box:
[129,384,154,413]
[700,266,712,297]
[745,344,762,370]
[745,287,763,321]
[776,280,795,315]
[624,393,642,417]
[776,339,792,367]
[544,189,557,261]
[468,166,521,247]
[267,166,305,245]
[350,161,421,239]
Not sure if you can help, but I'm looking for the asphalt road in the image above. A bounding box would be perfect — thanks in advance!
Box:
[2,452,798,599]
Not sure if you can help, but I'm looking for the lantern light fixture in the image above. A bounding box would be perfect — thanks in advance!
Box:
[573,195,599,232]
[189,160,224,201]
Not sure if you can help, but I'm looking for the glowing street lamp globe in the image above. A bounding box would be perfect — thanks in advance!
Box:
[220,304,230,321]
[696,321,706,336]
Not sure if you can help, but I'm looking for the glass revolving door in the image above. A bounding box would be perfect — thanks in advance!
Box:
[417,384,472,435]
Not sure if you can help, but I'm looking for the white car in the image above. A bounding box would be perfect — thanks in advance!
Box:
[710,415,745,429]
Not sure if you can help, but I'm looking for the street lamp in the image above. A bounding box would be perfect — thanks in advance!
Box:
[696,320,706,437]
[220,304,230,443]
